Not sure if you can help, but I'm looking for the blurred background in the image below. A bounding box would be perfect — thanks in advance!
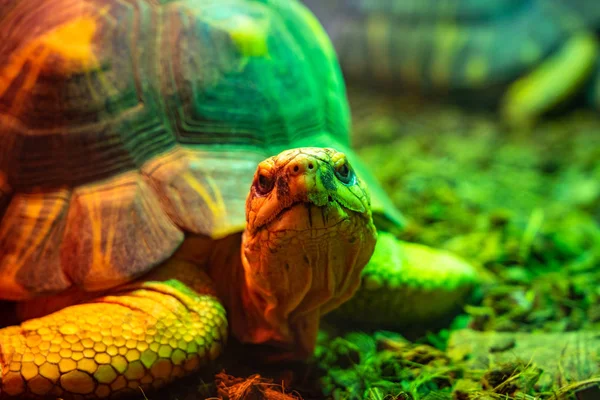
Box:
[303,0,600,125]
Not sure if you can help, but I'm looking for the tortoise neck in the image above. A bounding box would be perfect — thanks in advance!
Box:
[179,232,328,358]
[193,234,274,347]
[177,233,275,347]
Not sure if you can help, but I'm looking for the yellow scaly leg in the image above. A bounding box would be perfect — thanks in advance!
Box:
[0,260,227,399]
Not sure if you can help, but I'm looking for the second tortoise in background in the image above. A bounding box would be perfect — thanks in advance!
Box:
[303,0,600,126]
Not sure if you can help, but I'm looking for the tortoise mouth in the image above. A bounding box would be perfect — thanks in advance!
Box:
[263,201,350,233]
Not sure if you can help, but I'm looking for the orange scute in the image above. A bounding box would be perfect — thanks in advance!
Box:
[40,17,99,74]
[0,15,100,115]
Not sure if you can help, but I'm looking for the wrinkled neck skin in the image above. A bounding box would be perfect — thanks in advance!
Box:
[230,203,377,359]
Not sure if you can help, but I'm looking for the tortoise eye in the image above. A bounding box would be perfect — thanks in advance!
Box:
[334,160,355,185]
[255,173,274,195]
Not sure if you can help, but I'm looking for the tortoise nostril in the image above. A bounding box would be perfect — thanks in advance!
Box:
[308,163,314,170]
[293,165,299,173]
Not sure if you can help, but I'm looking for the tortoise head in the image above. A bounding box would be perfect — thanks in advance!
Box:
[239,147,377,357]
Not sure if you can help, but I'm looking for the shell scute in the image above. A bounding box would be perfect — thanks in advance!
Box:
[0,0,174,189]
[160,0,339,149]
[143,147,264,239]
[0,190,72,300]
[61,172,184,292]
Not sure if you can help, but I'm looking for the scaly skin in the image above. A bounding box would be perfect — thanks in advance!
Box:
[0,260,227,399]
[332,232,479,328]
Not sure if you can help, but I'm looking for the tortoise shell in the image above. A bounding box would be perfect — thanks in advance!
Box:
[0,0,402,300]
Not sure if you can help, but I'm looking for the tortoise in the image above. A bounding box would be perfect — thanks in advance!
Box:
[302,0,600,125]
[0,0,478,398]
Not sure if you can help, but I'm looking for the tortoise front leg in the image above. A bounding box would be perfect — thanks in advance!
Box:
[0,260,227,399]
[329,232,480,329]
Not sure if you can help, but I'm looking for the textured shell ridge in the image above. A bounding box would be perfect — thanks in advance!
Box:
[0,0,181,298]
[0,0,176,189]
